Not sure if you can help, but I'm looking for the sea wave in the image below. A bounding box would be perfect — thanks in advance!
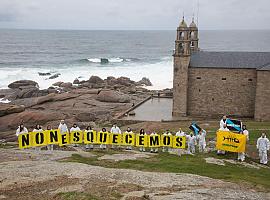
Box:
[79,57,134,64]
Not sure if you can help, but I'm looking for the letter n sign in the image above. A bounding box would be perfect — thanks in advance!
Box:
[18,133,31,149]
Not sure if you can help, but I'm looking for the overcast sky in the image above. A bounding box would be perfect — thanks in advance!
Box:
[0,0,269,30]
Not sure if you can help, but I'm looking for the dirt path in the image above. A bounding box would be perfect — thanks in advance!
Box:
[0,149,269,200]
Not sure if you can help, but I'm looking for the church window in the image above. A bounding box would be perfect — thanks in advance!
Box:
[190,31,195,39]
[179,32,183,40]
[222,78,226,80]
[196,77,201,80]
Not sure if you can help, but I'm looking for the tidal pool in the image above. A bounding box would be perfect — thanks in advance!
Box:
[122,97,173,121]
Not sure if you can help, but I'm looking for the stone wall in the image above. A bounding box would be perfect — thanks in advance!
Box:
[254,70,270,121]
[187,68,257,118]
[172,56,190,117]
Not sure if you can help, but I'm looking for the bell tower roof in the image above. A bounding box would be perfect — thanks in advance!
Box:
[179,16,188,28]
[189,17,197,28]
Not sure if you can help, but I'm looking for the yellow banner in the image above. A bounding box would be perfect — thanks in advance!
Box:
[122,133,135,146]
[216,130,246,153]
[136,134,148,147]
[96,131,109,144]
[161,135,173,147]
[148,134,161,147]
[84,130,97,144]
[59,132,70,146]
[172,136,186,149]
[17,131,187,149]
[70,131,83,144]
[18,133,32,149]
[31,131,47,147]
[110,133,122,145]
[46,129,60,145]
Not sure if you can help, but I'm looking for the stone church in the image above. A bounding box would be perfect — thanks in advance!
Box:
[172,17,270,121]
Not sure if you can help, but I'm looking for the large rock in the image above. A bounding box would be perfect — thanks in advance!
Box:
[73,78,80,84]
[0,111,65,131]
[96,90,130,103]
[75,112,97,122]
[49,73,61,79]
[88,76,104,84]
[137,77,152,86]
[8,87,49,100]
[0,104,25,117]
[8,80,38,89]
[60,82,73,88]
[52,81,64,87]
[115,76,134,86]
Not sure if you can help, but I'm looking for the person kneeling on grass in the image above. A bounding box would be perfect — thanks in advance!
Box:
[125,127,133,150]
[257,133,269,165]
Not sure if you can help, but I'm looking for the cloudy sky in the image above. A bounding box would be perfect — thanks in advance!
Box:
[0,0,269,30]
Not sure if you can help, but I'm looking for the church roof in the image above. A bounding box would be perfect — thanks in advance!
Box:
[190,51,270,71]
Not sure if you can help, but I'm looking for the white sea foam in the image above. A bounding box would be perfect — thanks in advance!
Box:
[87,57,124,63]
[0,58,173,90]
[0,98,11,103]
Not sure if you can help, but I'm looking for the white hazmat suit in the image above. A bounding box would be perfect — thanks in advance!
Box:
[257,136,270,164]
[237,130,249,162]
[197,129,207,153]
[186,134,196,154]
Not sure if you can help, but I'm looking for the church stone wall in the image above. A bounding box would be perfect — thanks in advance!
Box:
[172,56,190,116]
[254,70,270,121]
[187,68,257,118]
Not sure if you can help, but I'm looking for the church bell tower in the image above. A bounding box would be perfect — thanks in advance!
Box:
[172,17,191,117]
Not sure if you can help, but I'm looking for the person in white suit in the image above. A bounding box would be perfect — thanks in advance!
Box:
[220,115,227,129]
[217,124,229,155]
[237,125,249,162]
[257,133,270,165]
[198,129,207,153]
[16,123,28,136]
[186,132,197,154]
[175,128,186,156]
[58,120,68,134]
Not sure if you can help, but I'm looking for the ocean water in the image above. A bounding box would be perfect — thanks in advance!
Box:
[0,29,270,90]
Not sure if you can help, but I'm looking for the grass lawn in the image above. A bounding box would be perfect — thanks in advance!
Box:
[63,149,270,192]
[60,121,270,192]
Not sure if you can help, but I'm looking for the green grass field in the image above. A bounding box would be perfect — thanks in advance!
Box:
[60,121,270,192]
[63,150,270,192]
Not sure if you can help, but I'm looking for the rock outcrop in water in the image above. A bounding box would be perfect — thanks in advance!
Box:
[137,77,153,86]
[8,80,38,89]
[100,58,109,64]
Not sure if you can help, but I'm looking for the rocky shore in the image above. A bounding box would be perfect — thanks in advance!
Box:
[0,76,172,141]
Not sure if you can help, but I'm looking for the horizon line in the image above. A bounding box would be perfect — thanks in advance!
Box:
[1,28,270,31]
